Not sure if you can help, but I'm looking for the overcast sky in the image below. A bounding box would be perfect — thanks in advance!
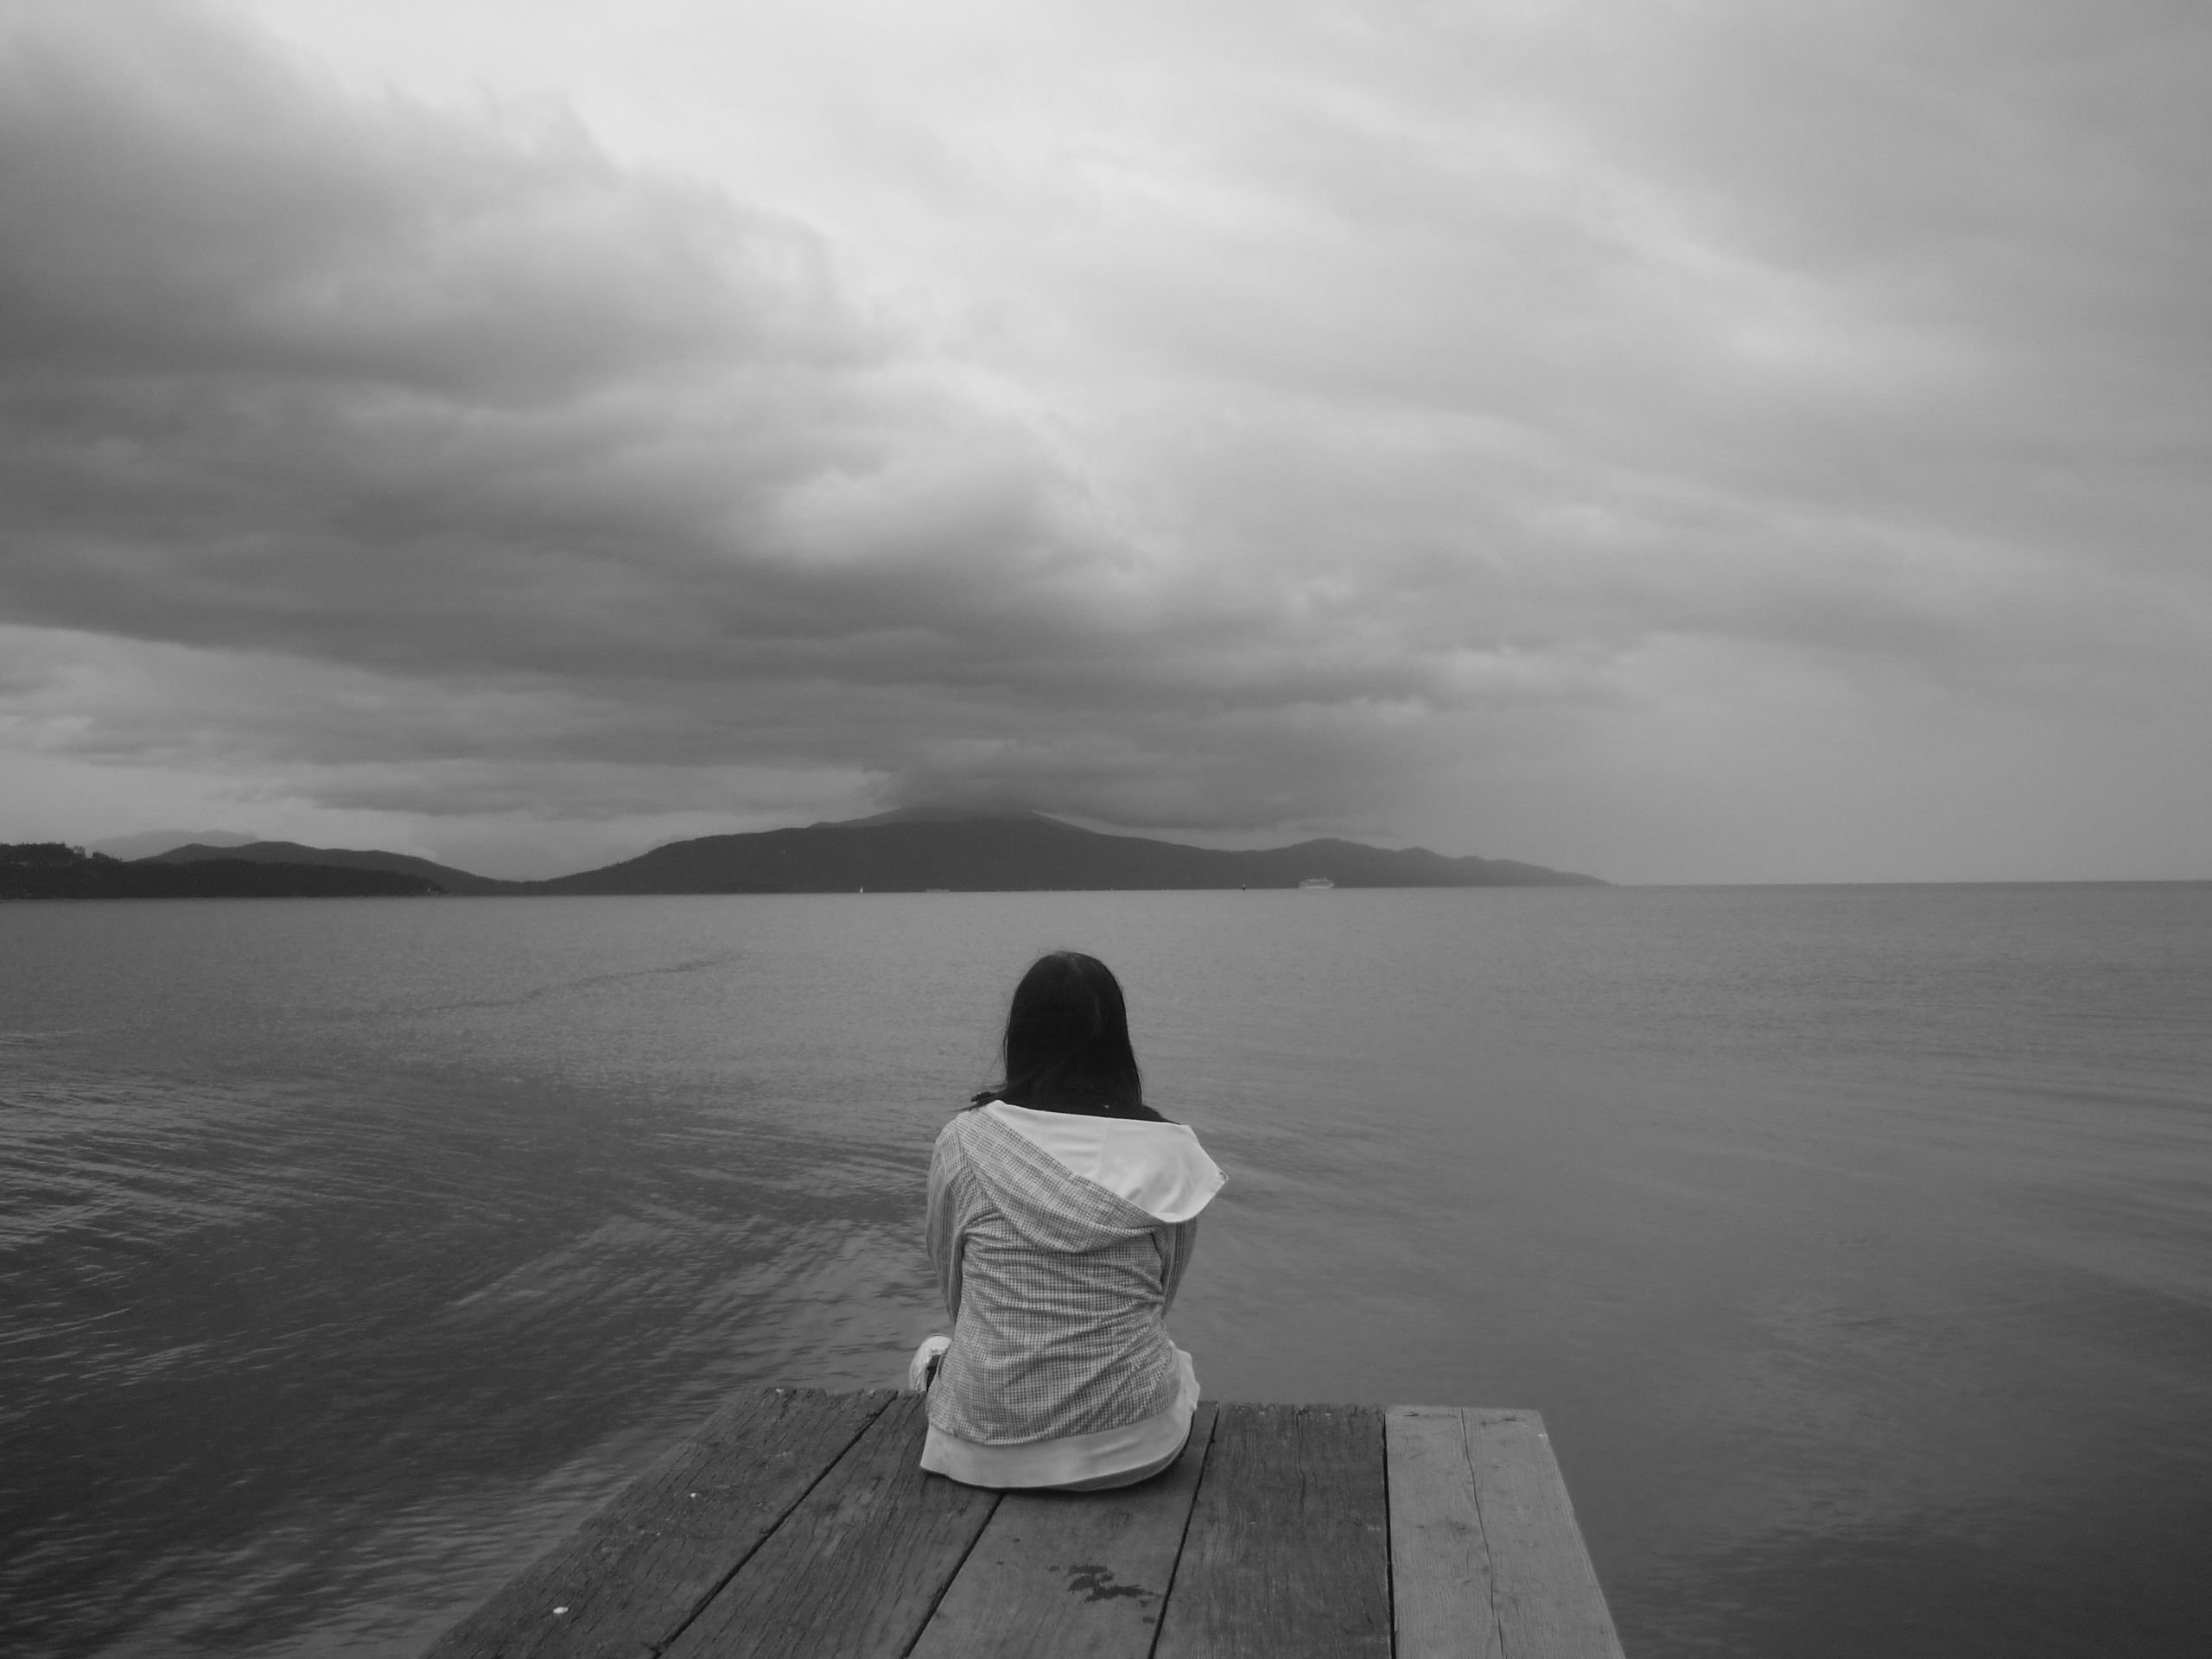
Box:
[3,0,2207,881]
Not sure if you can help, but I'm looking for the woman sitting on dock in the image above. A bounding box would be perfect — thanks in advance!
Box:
[913,951,1224,1491]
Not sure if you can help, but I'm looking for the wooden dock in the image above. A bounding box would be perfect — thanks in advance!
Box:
[426,1388,1625,1659]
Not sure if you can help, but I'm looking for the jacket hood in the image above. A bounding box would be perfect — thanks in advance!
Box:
[953,1102,1224,1254]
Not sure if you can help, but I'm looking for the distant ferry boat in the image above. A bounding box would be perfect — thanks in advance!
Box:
[1297,876,1336,890]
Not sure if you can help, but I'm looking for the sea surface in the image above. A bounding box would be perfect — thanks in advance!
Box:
[3,885,2208,1657]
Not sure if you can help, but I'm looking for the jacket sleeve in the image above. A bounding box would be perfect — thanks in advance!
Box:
[925,1125,968,1322]
[1157,1215,1201,1313]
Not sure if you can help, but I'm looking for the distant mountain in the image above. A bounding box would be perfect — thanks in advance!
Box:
[2,843,442,900]
[10,817,1604,899]
[91,828,261,861]
[531,810,1605,894]
[145,840,513,895]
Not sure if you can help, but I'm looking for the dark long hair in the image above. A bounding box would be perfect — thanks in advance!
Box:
[970,951,1162,1121]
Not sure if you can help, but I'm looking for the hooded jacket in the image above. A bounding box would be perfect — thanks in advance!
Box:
[925,1100,1224,1446]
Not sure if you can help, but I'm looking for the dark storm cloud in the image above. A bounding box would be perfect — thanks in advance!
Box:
[0,0,1491,833]
[6,0,2209,877]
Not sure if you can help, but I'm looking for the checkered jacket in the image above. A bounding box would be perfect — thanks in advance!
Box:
[925,1107,1201,1445]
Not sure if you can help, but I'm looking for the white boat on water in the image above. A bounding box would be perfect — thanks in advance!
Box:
[1297,876,1335,890]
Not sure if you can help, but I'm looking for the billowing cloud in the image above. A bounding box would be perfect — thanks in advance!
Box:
[3,0,2209,878]
[0,0,1595,852]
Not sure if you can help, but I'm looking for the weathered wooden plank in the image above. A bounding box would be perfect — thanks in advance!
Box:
[905,1402,1219,1659]
[1389,1405,1504,1659]
[1151,1402,1390,1659]
[425,1386,893,1659]
[660,1392,1002,1659]
[1387,1406,1625,1659]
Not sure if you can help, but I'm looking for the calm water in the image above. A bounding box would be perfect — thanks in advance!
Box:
[3,887,2208,1657]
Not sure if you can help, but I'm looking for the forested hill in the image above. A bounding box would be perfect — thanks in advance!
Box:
[1,843,442,899]
[147,840,512,895]
[531,810,1605,894]
[10,815,1603,899]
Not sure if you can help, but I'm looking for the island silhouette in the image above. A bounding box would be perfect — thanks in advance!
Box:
[4,810,1604,899]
